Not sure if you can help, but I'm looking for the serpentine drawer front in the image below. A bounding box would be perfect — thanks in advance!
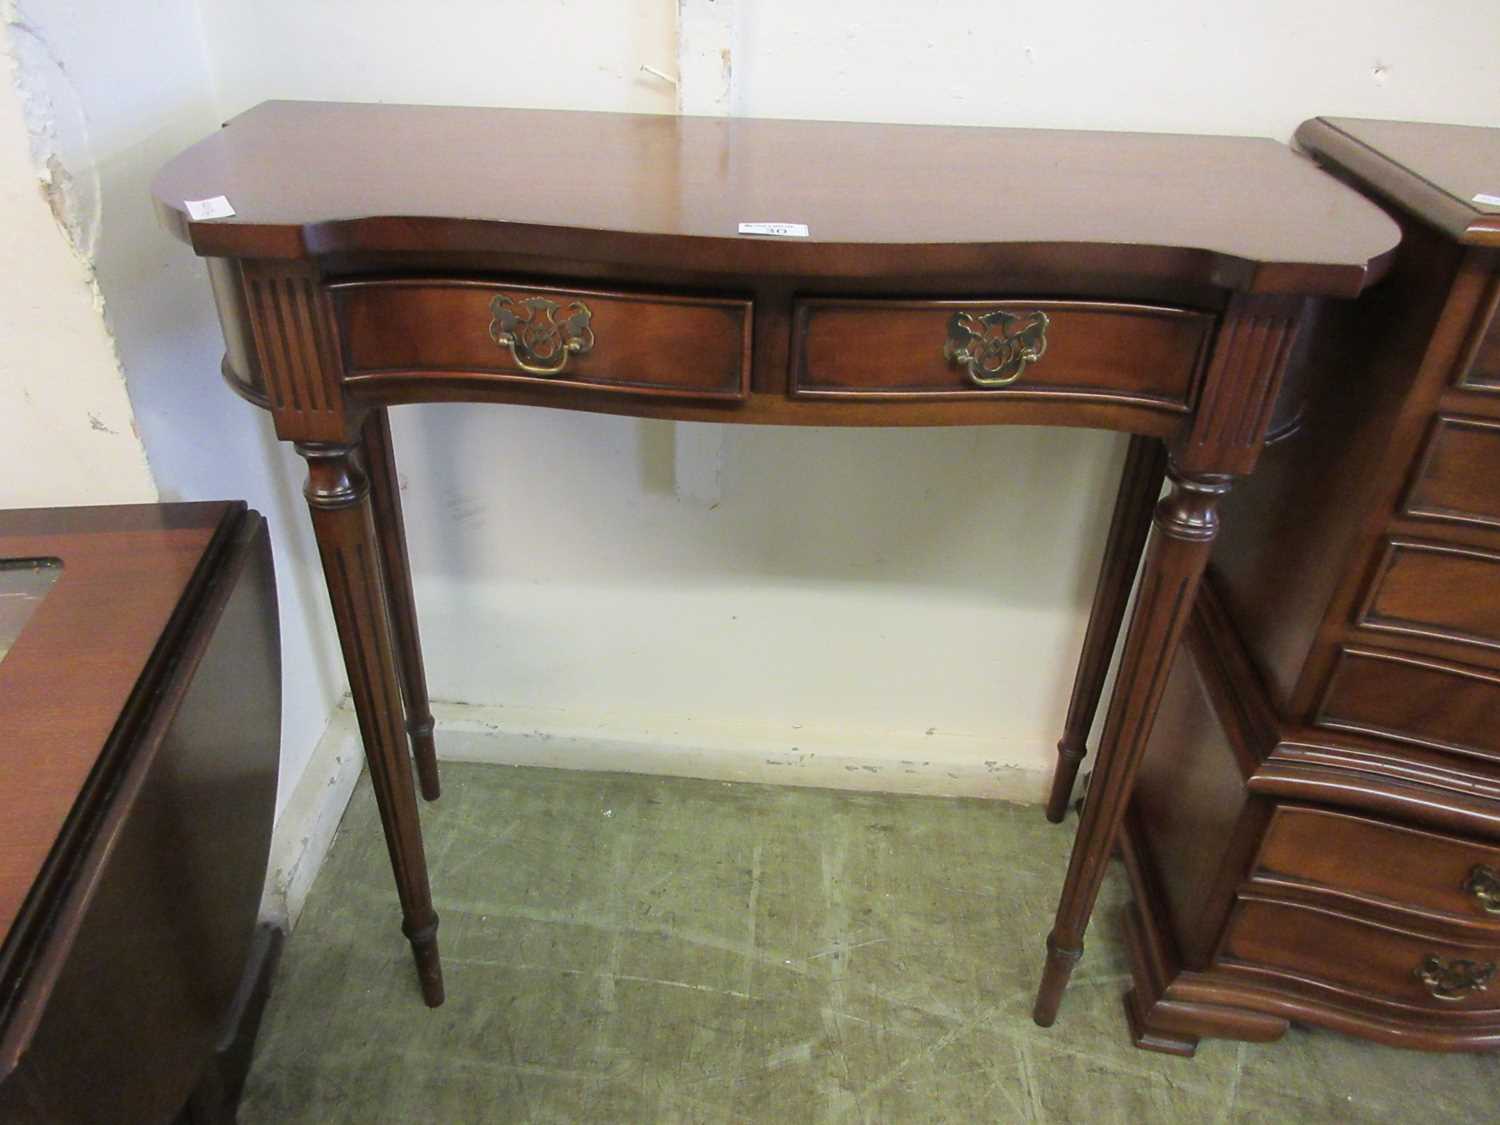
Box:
[790,299,1212,408]
[1253,806,1500,931]
[1357,538,1500,653]
[332,280,753,402]
[1222,896,1500,1014]
[1315,646,1500,765]
[1456,278,1500,392]
[1403,415,1500,530]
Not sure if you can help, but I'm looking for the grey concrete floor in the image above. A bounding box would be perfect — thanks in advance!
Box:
[241,763,1497,1123]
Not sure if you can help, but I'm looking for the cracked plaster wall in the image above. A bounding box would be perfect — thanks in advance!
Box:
[0,0,152,507]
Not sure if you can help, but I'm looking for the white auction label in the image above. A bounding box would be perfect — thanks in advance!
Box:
[185,195,236,220]
[737,221,809,238]
[1473,193,1500,207]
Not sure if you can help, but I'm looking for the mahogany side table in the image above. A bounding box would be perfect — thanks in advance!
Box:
[151,101,1398,1028]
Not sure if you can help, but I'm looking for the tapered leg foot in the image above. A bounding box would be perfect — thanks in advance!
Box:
[410,718,440,801]
[1033,933,1083,1026]
[403,916,446,1007]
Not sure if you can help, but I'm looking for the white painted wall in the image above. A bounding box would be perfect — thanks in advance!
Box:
[1,1,344,824]
[182,0,1500,800]
[732,2,1500,135]
[196,1,679,115]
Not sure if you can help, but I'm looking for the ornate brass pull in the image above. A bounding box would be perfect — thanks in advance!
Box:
[1465,865,1500,915]
[488,294,594,376]
[943,309,1050,388]
[1415,955,1495,1001]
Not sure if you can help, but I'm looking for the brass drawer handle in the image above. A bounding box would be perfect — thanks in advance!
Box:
[943,309,1049,388]
[489,294,594,376]
[1415,955,1495,1001]
[1465,865,1500,915]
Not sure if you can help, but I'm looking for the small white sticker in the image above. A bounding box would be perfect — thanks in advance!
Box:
[1473,193,1500,207]
[185,195,236,221]
[738,221,809,238]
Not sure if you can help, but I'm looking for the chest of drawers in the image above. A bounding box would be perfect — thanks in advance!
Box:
[1120,118,1500,1054]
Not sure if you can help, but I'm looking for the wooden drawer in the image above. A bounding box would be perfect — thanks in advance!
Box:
[1222,896,1500,1013]
[789,299,1211,408]
[1403,415,1500,531]
[1456,274,1500,393]
[1255,806,1500,929]
[1357,539,1500,653]
[332,279,751,401]
[1315,647,1500,765]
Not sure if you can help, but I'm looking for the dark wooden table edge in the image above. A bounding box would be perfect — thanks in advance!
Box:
[1297,118,1500,249]
[0,502,252,1076]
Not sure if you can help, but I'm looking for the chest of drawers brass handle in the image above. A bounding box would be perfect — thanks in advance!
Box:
[489,294,594,376]
[1464,864,1500,915]
[943,309,1049,388]
[1415,954,1495,1001]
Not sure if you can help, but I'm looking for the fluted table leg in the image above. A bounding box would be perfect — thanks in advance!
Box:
[298,440,444,1007]
[1034,466,1229,1026]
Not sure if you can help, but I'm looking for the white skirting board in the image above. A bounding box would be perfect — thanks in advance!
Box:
[429,700,1054,802]
[259,706,364,929]
[261,697,1063,927]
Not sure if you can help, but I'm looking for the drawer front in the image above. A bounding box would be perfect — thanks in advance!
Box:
[1315,647,1500,764]
[1223,897,1500,1013]
[1255,805,1500,927]
[1403,415,1500,530]
[790,299,1210,408]
[1456,274,1500,393]
[333,280,751,400]
[1358,539,1500,652]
